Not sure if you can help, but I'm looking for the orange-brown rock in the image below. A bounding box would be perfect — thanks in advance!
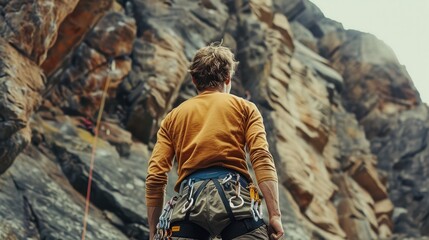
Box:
[0,38,45,174]
[41,0,114,75]
[47,10,136,119]
[0,0,80,64]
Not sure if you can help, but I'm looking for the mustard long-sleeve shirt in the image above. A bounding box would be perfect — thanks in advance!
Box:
[145,91,278,207]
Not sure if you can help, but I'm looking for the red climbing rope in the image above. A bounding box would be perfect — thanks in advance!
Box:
[81,59,115,240]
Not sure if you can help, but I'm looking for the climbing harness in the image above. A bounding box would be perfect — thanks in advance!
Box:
[161,167,265,239]
[155,196,178,240]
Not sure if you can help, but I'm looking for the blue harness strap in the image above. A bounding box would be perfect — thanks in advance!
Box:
[184,166,249,186]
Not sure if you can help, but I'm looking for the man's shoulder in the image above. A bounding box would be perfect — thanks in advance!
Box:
[222,92,252,104]
[229,93,256,109]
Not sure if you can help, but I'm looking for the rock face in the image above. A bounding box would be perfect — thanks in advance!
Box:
[0,39,45,174]
[0,0,427,239]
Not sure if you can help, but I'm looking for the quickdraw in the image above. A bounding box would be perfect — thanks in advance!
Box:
[181,179,195,213]
[249,184,263,221]
[229,174,244,209]
[155,196,178,240]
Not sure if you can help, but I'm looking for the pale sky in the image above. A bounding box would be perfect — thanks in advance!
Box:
[310,0,429,104]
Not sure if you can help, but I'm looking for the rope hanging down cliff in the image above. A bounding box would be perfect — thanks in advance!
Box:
[80,58,115,240]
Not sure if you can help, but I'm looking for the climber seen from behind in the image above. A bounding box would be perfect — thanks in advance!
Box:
[146,42,284,239]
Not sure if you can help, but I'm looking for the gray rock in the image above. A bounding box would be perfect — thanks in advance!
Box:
[47,122,149,235]
[130,0,229,58]
[290,21,318,51]
[292,0,325,29]
[293,40,343,92]
[310,18,344,38]
[0,146,127,239]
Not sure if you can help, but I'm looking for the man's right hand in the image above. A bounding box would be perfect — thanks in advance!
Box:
[258,180,284,239]
[269,215,284,239]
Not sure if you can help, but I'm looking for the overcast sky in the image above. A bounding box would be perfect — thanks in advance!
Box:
[310,0,429,104]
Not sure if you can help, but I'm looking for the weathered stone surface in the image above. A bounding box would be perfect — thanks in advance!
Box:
[41,0,114,76]
[0,174,33,239]
[293,40,343,92]
[86,11,136,58]
[273,0,305,21]
[234,2,393,239]
[290,21,318,52]
[334,111,393,238]
[371,108,429,237]
[290,0,325,28]
[118,33,188,143]
[47,10,136,118]
[310,7,427,237]
[1,0,426,239]
[250,0,274,26]
[236,1,344,238]
[0,38,45,174]
[130,0,230,58]
[0,146,127,239]
[310,18,343,38]
[326,31,420,139]
[0,0,80,64]
[32,115,154,238]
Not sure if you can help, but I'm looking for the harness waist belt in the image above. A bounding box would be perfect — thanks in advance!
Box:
[184,166,249,186]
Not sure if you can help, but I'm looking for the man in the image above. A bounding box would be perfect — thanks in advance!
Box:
[146,43,284,239]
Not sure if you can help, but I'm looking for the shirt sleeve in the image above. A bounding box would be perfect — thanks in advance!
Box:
[245,102,278,184]
[145,116,175,207]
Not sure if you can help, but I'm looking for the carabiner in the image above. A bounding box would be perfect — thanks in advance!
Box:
[181,197,194,213]
[221,173,232,184]
[250,198,259,221]
[229,195,244,208]
[187,180,195,201]
[254,200,263,218]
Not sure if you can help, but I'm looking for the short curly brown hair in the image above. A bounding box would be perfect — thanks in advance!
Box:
[188,43,239,91]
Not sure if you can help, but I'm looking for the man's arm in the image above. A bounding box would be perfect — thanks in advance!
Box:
[244,103,284,239]
[259,180,284,240]
[146,117,174,239]
[148,206,163,239]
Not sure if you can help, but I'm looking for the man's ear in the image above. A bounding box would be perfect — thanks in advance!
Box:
[191,77,197,85]
[225,77,231,85]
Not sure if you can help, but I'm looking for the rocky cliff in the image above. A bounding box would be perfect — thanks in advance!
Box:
[0,0,428,239]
